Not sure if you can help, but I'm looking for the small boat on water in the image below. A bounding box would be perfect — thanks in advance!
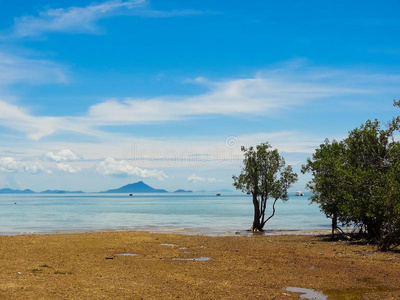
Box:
[216,193,221,196]
[295,191,304,196]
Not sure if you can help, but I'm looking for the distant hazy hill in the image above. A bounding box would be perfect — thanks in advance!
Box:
[0,188,35,194]
[173,189,193,193]
[103,181,168,193]
[0,183,230,195]
[40,190,84,194]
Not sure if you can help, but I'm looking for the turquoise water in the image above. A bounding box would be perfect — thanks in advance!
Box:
[0,193,330,235]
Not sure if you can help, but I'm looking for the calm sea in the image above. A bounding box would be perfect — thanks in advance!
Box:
[0,193,330,235]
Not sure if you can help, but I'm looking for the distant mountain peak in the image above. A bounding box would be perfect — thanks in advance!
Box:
[102,181,168,193]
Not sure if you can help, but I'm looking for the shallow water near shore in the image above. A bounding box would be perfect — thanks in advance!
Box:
[0,193,330,235]
[284,287,327,300]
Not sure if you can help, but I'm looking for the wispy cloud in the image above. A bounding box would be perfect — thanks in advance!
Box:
[133,8,206,18]
[87,72,367,124]
[11,0,146,37]
[235,131,332,154]
[187,174,218,183]
[0,100,101,140]
[0,100,60,140]
[56,163,81,174]
[96,157,168,180]
[0,51,68,86]
[8,0,203,38]
[0,65,398,141]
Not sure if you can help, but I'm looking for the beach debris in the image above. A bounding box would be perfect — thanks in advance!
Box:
[105,257,114,259]
[115,253,138,256]
[283,287,327,300]
[160,243,176,246]
[17,272,21,275]
[29,268,43,274]
[54,271,72,275]
[172,257,211,261]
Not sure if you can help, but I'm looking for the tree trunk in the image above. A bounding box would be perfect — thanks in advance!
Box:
[332,213,337,239]
[366,220,380,240]
[252,193,262,231]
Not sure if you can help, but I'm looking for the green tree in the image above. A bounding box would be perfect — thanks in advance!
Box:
[301,139,346,238]
[378,150,400,250]
[233,143,298,232]
[303,113,400,250]
[342,119,392,239]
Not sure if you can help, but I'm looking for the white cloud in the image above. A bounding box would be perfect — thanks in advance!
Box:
[56,163,81,174]
[26,162,52,174]
[0,99,102,140]
[84,67,398,126]
[96,157,168,180]
[45,149,81,162]
[0,100,63,140]
[8,0,202,38]
[0,51,68,86]
[87,74,358,123]
[136,8,205,18]
[187,174,218,183]
[0,157,49,174]
[0,65,399,140]
[235,131,329,154]
[0,157,22,173]
[11,0,147,37]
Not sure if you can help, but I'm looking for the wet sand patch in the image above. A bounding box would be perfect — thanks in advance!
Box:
[172,257,212,261]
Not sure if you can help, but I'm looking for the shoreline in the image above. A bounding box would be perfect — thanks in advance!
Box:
[0,227,333,237]
[1,230,399,299]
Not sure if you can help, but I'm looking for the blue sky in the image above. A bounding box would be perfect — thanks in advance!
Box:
[0,0,399,192]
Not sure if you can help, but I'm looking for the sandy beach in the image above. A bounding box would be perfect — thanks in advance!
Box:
[0,231,399,299]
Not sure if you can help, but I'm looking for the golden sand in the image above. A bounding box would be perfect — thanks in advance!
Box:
[0,231,399,299]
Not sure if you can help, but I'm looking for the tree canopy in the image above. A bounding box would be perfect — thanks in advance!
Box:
[302,103,400,251]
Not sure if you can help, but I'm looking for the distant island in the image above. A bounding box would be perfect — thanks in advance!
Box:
[102,181,168,193]
[40,190,85,194]
[0,188,35,194]
[0,181,232,194]
[0,188,83,194]
[173,189,193,193]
